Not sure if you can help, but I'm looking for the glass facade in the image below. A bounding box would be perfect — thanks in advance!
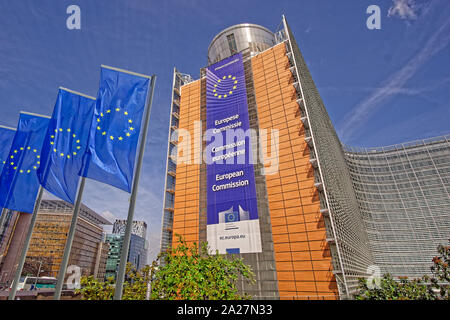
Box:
[159,68,194,253]
[105,234,123,280]
[105,232,148,280]
[128,234,147,271]
[344,136,450,278]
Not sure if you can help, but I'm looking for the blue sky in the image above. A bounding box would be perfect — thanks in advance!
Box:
[0,0,448,262]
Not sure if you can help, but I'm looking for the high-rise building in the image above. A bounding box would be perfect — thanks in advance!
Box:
[0,200,111,285]
[128,234,147,271]
[105,219,148,280]
[112,219,147,238]
[160,16,450,300]
[105,233,123,280]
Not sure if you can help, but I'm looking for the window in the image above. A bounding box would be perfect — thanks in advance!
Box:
[227,33,237,54]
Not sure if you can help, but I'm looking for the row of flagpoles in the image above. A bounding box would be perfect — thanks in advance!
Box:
[0,65,156,300]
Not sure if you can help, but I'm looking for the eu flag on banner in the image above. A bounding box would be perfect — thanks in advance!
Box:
[80,65,152,192]
[37,88,96,204]
[0,125,16,174]
[0,112,50,213]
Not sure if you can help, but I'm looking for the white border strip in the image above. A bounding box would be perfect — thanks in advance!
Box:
[59,87,96,100]
[214,58,239,71]
[101,65,153,79]
[19,111,51,119]
[0,125,16,131]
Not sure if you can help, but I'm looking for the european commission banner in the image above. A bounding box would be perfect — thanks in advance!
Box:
[206,53,262,254]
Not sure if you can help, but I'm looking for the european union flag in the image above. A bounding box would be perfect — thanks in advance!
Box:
[0,125,16,216]
[37,88,95,204]
[224,211,240,223]
[80,65,152,192]
[0,125,16,175]
[0,112,50,213]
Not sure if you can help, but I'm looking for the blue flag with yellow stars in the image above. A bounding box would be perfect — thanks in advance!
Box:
[37,88,96,204]
[0,125,16,216]
[0,125,16,175]
[80,65,152,192]
[0,112,50,213]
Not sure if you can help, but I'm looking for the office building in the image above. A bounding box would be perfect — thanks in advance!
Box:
[105,233,123,280]
[344,137,450,278]
[0,200,111,285]
[160,16,450,299]
[112,219,147,239]
[105,219,148,280]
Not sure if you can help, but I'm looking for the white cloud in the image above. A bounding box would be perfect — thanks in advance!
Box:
[101,210,118,224]
[388,0,419,20]
[338,14,450,142]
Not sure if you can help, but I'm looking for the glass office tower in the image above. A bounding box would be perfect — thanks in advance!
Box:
[105,220,148,280]
[105,233,123,280]
[160,16,450,300]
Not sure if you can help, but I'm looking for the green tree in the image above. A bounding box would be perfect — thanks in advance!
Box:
[428,242,450,299]
[355,240,450,300]
[76,262,151,300]
[355,274,435,300]
[76,274,114,300]
[75,235,254,300]
[150,235,255,300]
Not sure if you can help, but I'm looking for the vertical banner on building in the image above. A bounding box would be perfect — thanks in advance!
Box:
[206,53,262,254]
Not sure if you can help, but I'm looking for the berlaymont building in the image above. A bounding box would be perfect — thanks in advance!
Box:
[159,16,450,300]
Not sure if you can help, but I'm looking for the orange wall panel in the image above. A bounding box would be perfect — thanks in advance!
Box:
[252,43,338,300]
[172,80,201,247]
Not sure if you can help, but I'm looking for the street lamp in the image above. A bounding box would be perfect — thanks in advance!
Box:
[33,261,43,290]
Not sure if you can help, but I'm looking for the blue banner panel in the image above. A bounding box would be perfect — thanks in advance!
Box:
[0,113,49,213]
[38,88,96,204]
[206,53,262,254]
[80,66,151,193]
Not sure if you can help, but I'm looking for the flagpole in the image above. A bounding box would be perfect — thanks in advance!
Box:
[0,208,7,240]
[0,208,8,250]
[8,186,44,300]
[53,177,86,300]
[113,75,156,300]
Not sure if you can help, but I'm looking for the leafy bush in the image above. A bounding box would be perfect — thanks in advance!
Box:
[76,235,254,300]
[356,240,450,300]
